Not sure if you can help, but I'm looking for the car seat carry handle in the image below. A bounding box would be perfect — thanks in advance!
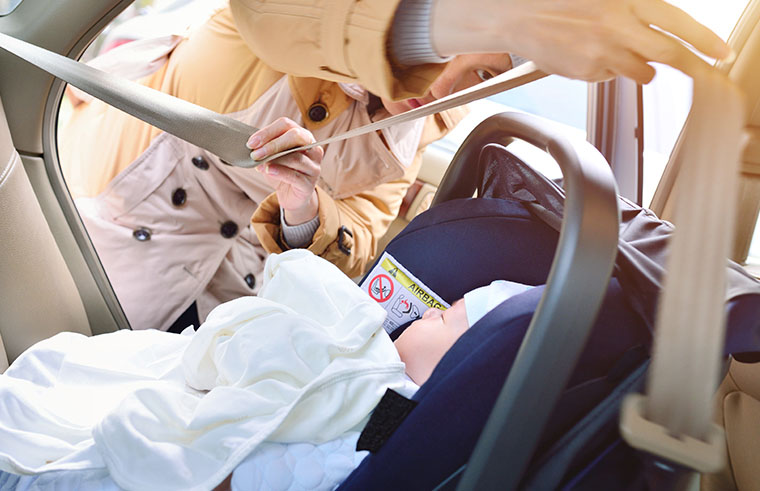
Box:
[619,71,746,474]
[0,31,546,169]
[449,112,621,491]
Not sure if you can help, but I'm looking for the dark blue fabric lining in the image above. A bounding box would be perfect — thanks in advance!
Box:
[363,198,559,302]
[345,190,760,490]
[342,198,650,490]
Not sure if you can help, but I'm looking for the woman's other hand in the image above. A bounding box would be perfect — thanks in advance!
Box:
[432,0,733,84]
[247,117,324,225]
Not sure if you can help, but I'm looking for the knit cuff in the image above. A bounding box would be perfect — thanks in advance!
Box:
[509,54,531,69]
[390,0,452,66]
[280,208,320,248]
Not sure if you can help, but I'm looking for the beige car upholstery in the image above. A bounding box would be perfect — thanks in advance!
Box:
[0,323,6,373]
[730,14,760,268]
[376,145,456,254]
[0,96,90,369]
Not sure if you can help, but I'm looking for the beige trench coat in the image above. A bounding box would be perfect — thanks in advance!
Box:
[59,6,465,331]
[229,0,447,101]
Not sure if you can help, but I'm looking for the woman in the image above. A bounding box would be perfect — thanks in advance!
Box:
[58,5,510,333]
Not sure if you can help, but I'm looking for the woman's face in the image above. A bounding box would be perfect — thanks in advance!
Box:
[394,299,469,385]
[381,53,513,116]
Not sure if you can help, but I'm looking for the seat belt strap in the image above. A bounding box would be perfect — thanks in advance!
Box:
[0,31,257,168]
[257,62,545,164]
[0,31,545,168]
[620,70,746,473]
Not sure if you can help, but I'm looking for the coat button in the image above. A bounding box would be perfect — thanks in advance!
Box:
[244,273,256,289]
[192,155,209,170]
[171,188,187,207]
[220,221,238,239]
[337,225,353,255]
[307,103,328,122]
[133,228,151,241]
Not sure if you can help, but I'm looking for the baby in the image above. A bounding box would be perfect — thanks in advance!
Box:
[395,278,532,385]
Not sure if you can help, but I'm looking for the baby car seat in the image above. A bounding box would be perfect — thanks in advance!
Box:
[340,113,760,490]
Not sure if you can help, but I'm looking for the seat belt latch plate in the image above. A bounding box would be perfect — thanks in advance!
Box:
[619,393,725,473]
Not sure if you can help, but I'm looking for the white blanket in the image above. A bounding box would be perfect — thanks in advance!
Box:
[0,250,412,491]
[0,432,367,491]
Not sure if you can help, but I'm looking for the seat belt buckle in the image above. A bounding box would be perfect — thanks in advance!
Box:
[619,393,725,473]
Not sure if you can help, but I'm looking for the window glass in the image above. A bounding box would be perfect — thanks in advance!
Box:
[432,76,588,181]
[58,1,176,131]
[57,0,227,149]
[0,0,23,16]
[83,0,191,58]
[641,66,692,206]
[750,223,760,264]
[641,0,750,206]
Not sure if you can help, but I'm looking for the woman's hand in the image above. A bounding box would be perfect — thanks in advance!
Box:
[432,0,733,84]
[247,117,324,225]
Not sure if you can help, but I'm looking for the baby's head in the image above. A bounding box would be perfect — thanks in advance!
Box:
[394,280,532,385]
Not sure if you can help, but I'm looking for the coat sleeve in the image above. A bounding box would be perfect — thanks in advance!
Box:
[251,108,468,278]
[228,0,445,101]
[252,152,423,278]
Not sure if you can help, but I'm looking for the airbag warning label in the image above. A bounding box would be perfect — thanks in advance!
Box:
[361,251,450,335]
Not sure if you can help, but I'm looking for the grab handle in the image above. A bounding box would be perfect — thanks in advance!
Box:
[441,112,620,491]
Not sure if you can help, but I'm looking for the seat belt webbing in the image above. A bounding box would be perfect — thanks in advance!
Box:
[0,31,257,168]
[620,69,746,474]
[0,31,545,167]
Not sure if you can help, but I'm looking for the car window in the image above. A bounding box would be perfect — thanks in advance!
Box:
[58,1,590,331]
[431,76,588,181]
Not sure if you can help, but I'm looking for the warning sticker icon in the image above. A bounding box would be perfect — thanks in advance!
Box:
[391,295,421,320]
[368,273,394,302]
[360,251,450,335]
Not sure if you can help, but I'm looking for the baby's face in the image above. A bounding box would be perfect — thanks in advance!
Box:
[393,299,469,385]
